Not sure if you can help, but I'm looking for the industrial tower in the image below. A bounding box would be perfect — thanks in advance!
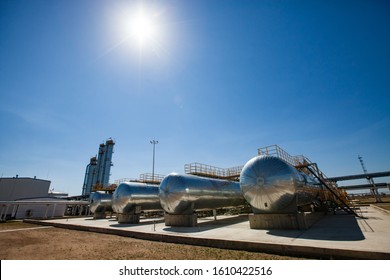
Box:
[81,156,97,196]
[82,139,115,196]
[358,155,382,202]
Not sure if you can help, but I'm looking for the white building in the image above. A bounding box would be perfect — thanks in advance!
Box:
[0,176,51,200]
[0,176,88,221]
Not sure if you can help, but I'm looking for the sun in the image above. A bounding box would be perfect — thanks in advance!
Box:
[124,6,159,49]
[106,3,167,59]
[131,11,156,45]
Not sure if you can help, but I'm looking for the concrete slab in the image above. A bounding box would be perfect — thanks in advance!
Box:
[25,205,390,260]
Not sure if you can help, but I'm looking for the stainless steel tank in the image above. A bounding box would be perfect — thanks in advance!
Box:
[159,173,246,215]
[240,155,322,213]
[89,192,113,214]
[112,182,162,214]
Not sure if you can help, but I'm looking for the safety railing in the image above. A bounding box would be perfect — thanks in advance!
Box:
[139,173,165,184]
[258,145,302,166]
[114,178,140,184]
[185,162,243,181]
[114,174,165,185]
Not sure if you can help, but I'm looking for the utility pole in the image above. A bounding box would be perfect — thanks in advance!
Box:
[358,155,382,202]
[150,140,158,182]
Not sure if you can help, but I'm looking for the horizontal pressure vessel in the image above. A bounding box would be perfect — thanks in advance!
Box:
[159,173,246,215]
[112,182,162,214]
[89,192,113,214]
[240,155,322,214]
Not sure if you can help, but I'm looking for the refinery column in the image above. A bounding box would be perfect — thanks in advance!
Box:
[101,139,115,188]
[82,138,115,195]
[82,156,97,196]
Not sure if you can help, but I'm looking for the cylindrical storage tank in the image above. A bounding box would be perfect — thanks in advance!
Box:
[240,155,322,214]
[89,192,113,218]
[112,182,161,214]
[159,173,246,215]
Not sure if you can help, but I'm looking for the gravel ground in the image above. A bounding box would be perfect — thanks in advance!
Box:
[0,221,305,260]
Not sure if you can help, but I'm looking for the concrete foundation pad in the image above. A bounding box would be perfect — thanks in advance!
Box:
[117,213,140,224]
[164,213,197,227]
[25,206,390,259]
[93,212,106,219]
[249,212,325,230]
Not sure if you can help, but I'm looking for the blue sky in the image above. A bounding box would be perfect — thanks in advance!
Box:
[1,0,389,196]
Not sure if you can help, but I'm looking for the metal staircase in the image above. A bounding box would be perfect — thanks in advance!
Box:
[258,145,361,217]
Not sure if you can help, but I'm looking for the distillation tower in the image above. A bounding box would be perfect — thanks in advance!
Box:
[82,139,115,196]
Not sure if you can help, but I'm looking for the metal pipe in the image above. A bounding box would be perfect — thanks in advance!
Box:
[327,171,390,182]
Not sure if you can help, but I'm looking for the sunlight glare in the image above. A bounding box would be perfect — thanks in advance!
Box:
[126,7,158,48]
[107,2,170,61]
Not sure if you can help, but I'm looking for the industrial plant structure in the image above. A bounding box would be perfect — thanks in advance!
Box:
[87,143,390,230]
[82,138,115,196]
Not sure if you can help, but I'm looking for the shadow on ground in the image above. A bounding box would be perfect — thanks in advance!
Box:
[266,212,365,241]
[162,215,248,233]
[109,218,165,228]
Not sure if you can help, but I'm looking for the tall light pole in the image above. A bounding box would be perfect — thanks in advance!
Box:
[150,140,158,181]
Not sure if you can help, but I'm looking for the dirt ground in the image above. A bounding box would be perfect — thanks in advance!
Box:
[2,199,388,260]
[0,221,305,260]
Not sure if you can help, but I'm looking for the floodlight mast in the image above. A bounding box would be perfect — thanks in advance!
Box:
[150,140,158,182]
